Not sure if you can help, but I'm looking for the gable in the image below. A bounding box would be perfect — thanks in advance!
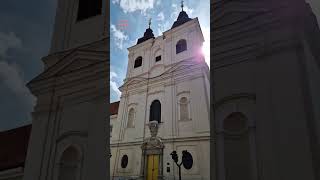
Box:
[29,49,106,84]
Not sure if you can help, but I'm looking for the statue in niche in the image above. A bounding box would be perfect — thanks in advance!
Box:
[141,120,164,149]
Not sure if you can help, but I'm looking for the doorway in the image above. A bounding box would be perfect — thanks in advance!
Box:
[147,154,159,180]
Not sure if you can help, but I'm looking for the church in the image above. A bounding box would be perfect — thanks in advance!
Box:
[1,0,320,180]
[109,2,210,180]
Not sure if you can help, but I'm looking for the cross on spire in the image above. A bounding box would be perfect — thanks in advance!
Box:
[148,18,152,28]
[181,0,184,11]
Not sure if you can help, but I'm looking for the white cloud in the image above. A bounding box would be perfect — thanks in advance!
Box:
[157,12,165,21]
[0,32,22,59]
[171,3,194,19]
[112,0,120,4]
[110,71,121,99]
[157,21,170,36]
[0,61,35,107]
[113,0,156,14]
[110,24,128,50]
[0,31,35,107]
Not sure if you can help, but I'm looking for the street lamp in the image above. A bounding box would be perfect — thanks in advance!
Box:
[170,150,188,180]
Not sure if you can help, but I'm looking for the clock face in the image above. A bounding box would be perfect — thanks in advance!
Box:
[121,155,128,168]
[182,151,193,170]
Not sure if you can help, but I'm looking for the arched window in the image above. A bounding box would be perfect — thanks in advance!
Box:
[179,97,189,121]
[176,39,187,54]
[149,100,161,123]
[134,56,142,68]
[121,155,128,168]
[127,108,135,128]
[58,146,81,180]
[223,112,251,180]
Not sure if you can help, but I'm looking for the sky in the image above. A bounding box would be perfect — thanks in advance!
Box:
[0,0,57,131]
[110,0,211,103]
[0,0,319,131]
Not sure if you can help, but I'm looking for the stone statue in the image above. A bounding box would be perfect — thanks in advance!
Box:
[149,120,158,137]
[141,121,164,149]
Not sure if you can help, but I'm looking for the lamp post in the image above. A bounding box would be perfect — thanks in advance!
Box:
[170,150,188,180]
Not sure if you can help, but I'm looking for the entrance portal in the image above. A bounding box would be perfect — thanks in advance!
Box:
[141,121,164,180]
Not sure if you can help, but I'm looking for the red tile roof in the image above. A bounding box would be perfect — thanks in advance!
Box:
[0,125,31,171]
[110,101,120,115]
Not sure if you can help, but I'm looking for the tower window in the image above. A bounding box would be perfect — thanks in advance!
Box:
[134,56,142,68]
[176,39,187,54]
[149,100,161,123]
[155,55,161,62]
[77,0,102,21]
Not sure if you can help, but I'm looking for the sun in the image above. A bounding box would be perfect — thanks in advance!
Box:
[201,26,210,67]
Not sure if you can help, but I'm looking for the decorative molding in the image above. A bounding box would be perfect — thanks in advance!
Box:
[110,136,210,147]
[214,93,256,110]
[176,90,190,97]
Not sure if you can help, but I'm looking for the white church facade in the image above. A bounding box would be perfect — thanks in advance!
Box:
[110,4,210,180]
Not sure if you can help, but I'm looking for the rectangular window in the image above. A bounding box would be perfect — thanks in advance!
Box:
[77,0,102,21]
[155,56,161,62]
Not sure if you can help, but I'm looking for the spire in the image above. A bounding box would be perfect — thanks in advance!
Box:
[171,0,192,29]
[181,0,184,11]
[137,17,155,44]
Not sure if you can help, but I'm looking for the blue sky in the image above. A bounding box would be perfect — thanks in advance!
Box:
[110,0,211,103]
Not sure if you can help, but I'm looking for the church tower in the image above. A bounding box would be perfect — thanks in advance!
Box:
[110,2,210,180]
[23,0,109,180]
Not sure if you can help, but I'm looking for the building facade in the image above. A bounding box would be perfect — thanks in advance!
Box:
[110,7,210,180]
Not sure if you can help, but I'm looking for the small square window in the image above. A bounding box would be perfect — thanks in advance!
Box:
[155,56,161,62]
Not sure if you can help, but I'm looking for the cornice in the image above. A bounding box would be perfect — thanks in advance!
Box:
[110,135,210,147]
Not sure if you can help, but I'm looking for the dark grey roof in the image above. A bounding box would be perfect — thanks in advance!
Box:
[171,10,192,29]
[137,28,155,44]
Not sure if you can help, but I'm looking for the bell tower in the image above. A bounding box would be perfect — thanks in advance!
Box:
[23,0,109,180]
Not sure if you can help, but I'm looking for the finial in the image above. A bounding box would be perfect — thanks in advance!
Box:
[181,0,184,11]
[148,18,152,28]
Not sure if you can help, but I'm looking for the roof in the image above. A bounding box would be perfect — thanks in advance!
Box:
[137,28,155,44]
[0,125,31,171]
[171,10,192,29]
[110,101,120,115]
